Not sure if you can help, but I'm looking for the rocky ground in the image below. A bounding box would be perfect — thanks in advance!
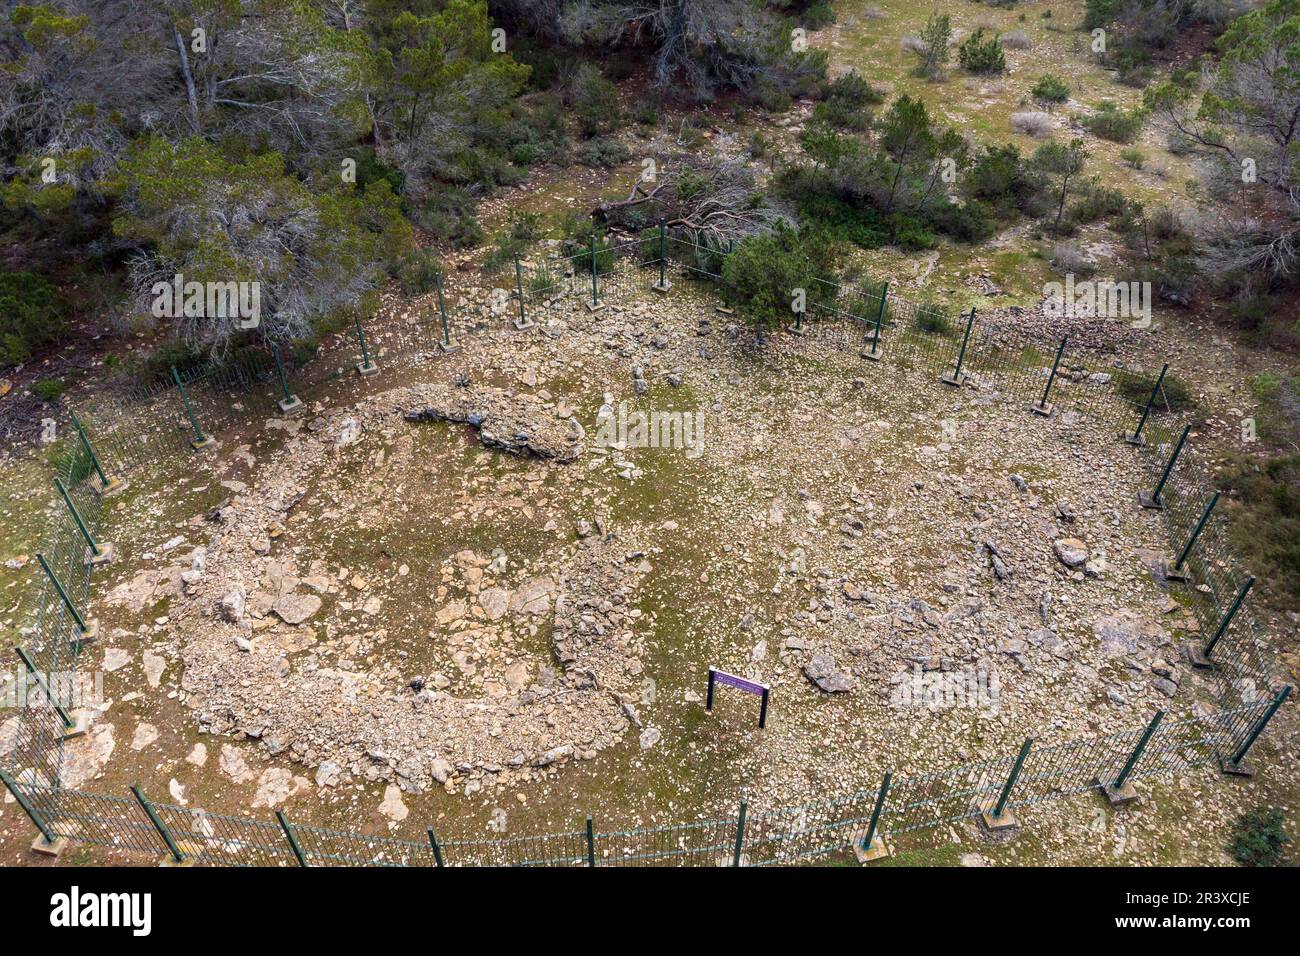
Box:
[4,277,1291,867]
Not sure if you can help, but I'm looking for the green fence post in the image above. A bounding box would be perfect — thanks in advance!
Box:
[585,815,596,867]
[36,552,96,643]
[513,254,533,329]
[942,308,976,387]
[653,218,671,293]
[855,770,892,862]
[1033,334,1068,416]
[732,800,748,867]
[55,477,112,565]
[131,784,185,864]
[1125,363,1168,445]
[354,316,378,376]
[70,411,123,495]
[1099,710,1163,805]
[434,273,458,353]
[276,810,309,866]
[15,646,76,731]
[1139,423,1190,509]
[170,367,212,450]
[1222,686,1291,776]
[0,767,62,855]
[1190,575,1254,669]
[272,344,302,414]
[717,239,735,315]
[427,827,445,867]
[863,282,887,361]
[1168,491,1220,580]
[587,234,606,312]
[984,737,1032,830]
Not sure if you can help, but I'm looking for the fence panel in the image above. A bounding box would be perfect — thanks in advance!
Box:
[598,818,737,866]
[150,803,299,867]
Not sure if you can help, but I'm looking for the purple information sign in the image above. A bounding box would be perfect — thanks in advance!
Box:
[706,667,771,728]
[711,669,766,695]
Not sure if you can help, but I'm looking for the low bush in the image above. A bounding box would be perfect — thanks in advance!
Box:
[1032,74,1071,103]
[413,186,485,249]
[571,64,622,138]
[559,216,616,275]
[800,2,837,29]
[1219,454,1300,608]
[721,225,837,336]
[959,29,1006,75]
[1083,101,1144,143]
[576,137,632,168]
[33,377,64,402]
[634,99,660,127]
[967,144,1045,216]
[396,248,443,295]
[812,71,883,130]
[0,270,65,368]
[1228,806,1291,866]
[1071,184,1131,223]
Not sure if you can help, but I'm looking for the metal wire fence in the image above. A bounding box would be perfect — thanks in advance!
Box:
[2,696,1279,867]
[1,230,1290,865]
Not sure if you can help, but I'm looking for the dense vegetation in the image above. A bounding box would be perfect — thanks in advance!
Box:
[0,0,832,358]
[1228,806,1291,866]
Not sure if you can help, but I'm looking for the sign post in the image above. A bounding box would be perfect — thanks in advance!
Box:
[706,668,770,729]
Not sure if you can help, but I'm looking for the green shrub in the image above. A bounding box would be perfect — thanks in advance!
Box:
[968,144,1043,214]
[507,211,544,243]
[928,199,998,243]
[0,270,65,368]
[1071,184,1130,223]
[889,213,940,251]
[576,137,632,168]
[559,217,615,275]
[720,225,837,336]
[812,71,882,130]
[1225,292,1300,349]
[527,267,560,297]
[571,64,622,138]
[345,148,405,199]
[33,377,64,402]
[1244,367,1293,442]
[1228,807,1291,866]
[513,40,581,91]
[503,94,571,167]
[1083,101,1144,143]
[1032,75,1070,103]
[396,248,443,295]
[801,2,837,29]
[1220,454,1300,607]
[634,99,660,126]
[129,339,205,388]
[959,29,1006,75]
[1120,147,1145,168]
[413,187,485,249]
[482,233,529,273]
[776,163,890,247]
